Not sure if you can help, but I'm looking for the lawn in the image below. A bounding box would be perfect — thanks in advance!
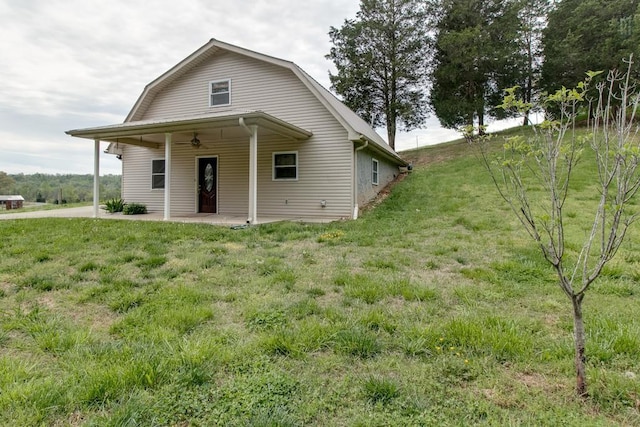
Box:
[1,132,639,426]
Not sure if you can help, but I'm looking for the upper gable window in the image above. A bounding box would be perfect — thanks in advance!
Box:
[210,79,231,107]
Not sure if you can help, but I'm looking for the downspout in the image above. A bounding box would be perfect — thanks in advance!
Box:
[353,137,368,219]
[239,118,258,225]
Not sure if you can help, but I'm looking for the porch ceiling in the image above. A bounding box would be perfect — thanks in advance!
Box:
[65,110,313,148]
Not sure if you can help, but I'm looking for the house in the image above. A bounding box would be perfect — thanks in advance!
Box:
[0,195,24,210]
[66,39,407,224]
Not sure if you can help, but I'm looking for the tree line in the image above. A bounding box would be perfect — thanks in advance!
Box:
[0,171,121,203]
[327,0,640,149]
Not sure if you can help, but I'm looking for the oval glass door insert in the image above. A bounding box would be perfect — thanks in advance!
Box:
[204,163,214,192]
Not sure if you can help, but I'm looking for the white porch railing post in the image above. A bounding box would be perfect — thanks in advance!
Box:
[164,133,172,220]
[93,139,100,218]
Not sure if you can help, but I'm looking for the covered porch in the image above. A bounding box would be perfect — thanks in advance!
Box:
[66,111,312,225]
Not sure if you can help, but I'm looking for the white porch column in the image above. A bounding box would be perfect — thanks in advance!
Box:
[248,125,258,224]
[164,133,172,220]
[93,139,100,218]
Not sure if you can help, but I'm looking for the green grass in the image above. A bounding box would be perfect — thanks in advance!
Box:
[0,129,639,425]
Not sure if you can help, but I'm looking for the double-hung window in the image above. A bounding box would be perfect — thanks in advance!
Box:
[273,152,298,180]
[372,159,379,185]
[210,79,231,107]
[151,159,165,189]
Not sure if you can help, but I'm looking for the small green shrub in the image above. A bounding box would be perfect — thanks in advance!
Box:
[103,198,125,213]
[123,203,147,215]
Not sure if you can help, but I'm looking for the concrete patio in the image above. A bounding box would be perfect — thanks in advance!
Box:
[0,205,340,225]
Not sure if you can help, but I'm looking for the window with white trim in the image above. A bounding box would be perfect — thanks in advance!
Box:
[273,152,298,180]
[372,158,379,185]
[151,159,165,189]
[209,79,231,106]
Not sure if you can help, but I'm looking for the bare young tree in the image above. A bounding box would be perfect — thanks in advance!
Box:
[467,57,640,397]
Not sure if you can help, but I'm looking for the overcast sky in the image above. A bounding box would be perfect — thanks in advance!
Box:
[0,0,469,175]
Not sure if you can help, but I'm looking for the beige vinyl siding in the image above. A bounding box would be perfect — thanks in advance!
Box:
[257,136,352,218]
[133,51,354,218]
[122,142,249,216]
[122,136,352,218]
[121,145,165,211]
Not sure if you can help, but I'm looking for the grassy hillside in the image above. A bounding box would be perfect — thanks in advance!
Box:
[1,132,639,426]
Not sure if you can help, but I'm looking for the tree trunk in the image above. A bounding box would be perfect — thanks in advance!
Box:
[572,295,588,397]
[387,128,396,150]
[523,38,533,127]
[523,73,531,126]
[386,115,396,150]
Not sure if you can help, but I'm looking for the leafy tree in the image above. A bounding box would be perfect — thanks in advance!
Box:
[541,0,640,95]
[468,59,640,397]
[327,0,431,150]
[430,0,525,130]
[0,171,16,194]
[4,173,120,202]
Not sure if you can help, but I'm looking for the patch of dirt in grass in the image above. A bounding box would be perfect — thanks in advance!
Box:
[516,372,552,389]
[479,387,521,409]
[479,370,569,409]
[53,411,85,427]
[37,294,57,309]
[385,296,410,311]
[69,302,119,333]
[34,293,117,332]
[0,281,13,297]
[543,314,560,327]
[224,242,245,251]
[315,288,344,309]
[513,370,568,395]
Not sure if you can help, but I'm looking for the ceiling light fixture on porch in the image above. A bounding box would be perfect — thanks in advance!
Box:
[190,132,201,148]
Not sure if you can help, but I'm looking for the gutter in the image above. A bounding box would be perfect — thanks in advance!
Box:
[353,137,369,219]
[238,117,252,135]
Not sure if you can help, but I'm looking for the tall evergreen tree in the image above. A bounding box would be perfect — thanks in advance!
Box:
[430,0,525,130]
[516,0,550,125]
[327,0,431,150]
[541,0,640,95]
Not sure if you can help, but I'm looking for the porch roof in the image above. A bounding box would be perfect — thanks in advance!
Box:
[0,195,24,202]
[65,110,313,148]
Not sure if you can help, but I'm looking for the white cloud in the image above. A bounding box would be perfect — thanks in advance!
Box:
[0,0,365,175]
[0,0,519,175]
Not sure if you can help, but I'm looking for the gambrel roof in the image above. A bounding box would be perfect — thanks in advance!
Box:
[125,38,405,165]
